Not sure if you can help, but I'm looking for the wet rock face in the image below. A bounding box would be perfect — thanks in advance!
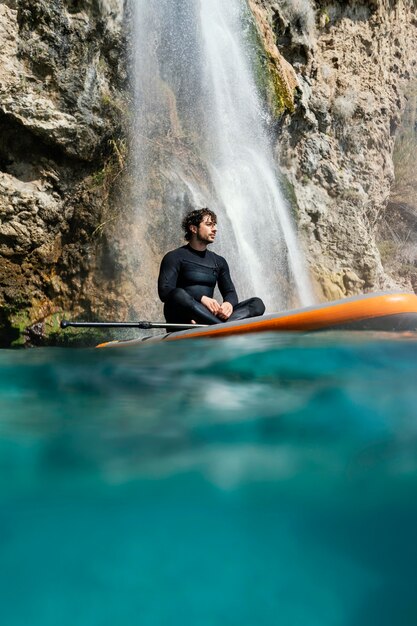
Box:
[2,0,126,159]
[253,0,417,299]
[0,0,128,345]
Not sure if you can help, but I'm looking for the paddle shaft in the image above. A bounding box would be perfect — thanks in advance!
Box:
[60,321,207,330]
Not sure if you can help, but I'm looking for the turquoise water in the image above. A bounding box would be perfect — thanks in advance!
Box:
[1,332,417,625]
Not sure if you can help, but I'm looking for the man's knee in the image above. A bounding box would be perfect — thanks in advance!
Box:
[250,297,265,317]
[229,297,265,322]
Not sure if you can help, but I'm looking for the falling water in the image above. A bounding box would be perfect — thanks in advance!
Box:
[131,0,314,312]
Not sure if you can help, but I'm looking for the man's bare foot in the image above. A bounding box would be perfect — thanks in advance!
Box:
[191,320,196,324]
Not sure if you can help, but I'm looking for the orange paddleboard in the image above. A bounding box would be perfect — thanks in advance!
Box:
[97,292,417,348]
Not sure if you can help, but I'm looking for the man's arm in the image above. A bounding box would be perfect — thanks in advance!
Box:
[158,251,180,302]
[217,256,238,307]
[215,255,238,320]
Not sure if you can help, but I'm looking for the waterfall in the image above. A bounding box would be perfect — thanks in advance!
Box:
[131,0,314,313]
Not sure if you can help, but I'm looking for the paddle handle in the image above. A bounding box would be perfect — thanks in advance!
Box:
[60,321,207,330]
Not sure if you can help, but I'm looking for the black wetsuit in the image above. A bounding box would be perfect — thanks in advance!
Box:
[158,245,265,325]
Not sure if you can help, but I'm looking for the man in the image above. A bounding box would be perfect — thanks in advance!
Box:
[158,208,265,325]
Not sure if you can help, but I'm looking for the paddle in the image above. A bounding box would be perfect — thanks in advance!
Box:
[60,321,207,331]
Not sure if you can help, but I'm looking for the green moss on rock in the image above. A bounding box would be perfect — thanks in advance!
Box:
[246,0,298,117]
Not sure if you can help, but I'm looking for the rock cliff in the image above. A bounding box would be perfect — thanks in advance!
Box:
[0,0,129,344]
[252,0,417,300]
[1,0,416,345]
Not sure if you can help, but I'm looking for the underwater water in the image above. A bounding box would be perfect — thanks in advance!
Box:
[1,332,417,625]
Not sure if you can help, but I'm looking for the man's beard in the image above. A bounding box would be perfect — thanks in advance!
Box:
[197,234,214,245]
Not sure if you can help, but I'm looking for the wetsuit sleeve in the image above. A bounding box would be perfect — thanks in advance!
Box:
[158,251,180,302]
[217,256,238,307]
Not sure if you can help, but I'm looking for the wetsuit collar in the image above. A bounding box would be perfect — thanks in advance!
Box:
[186,244,207,257]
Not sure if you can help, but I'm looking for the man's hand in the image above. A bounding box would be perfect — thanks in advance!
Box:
[201,295,221,315]
[217,302,233,320]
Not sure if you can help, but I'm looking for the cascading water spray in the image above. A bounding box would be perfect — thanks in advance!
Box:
[131,0,314,313]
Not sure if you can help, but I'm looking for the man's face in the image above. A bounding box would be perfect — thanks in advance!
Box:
[195,214,217,244]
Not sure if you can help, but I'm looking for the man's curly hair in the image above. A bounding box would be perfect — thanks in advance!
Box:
[182,208,217,241]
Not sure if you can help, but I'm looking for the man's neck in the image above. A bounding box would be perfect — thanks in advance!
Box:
[188,238,207,252]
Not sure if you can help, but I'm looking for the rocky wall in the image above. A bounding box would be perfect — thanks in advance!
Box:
[0,0,130,345]
[251,0,417,300]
